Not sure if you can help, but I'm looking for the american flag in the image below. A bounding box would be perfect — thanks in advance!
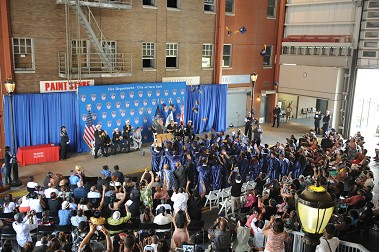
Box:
[180,98,184,123]
[83,110,96,148]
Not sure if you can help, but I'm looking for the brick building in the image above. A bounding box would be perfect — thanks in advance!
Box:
[0,0,280,152]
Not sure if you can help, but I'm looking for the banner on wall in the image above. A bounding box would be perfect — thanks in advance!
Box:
[40,79,95,93]
[78,82,186,151]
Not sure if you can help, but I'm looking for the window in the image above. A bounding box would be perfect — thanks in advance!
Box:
[143,0,156,6]
[12,38,34,71]
[263,45,273,67]
[102,41,117,68]
[167,0,179,9]
[142,42,156,69]
[223,44,232,68]
[166,43,178,68]
[225,0,234,14]
[204,0,215,12]
[267,0,277,18]
[202,44,213,68]
[71,40,89,68]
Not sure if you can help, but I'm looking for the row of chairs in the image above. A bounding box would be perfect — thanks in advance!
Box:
[204,181,256,210]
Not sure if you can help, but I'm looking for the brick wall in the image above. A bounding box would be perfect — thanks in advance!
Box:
[9,0,215,93]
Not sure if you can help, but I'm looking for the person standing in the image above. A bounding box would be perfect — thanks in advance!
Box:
[286,103,293,122]
[315,224,340,252]
[322,111,331,137]
[94,124,105,159]
[252,123,263,146]
[12,212,38,248]
[314,111,322,135]
[244,112,252,140]
[228,170,242,217]
[123,120,133,152]
[272,104,281,128]
[60,126,69,160]
[4,146,12,185]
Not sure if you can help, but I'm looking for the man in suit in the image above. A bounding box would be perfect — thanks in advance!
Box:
[123,120,133,152]
[94,124,105,159]
[314,111,322,135]
[60,126,69,160]
[272,104,281,128]
[322,110,331,137]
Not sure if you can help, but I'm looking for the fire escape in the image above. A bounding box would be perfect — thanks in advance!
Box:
[56,0,133,78]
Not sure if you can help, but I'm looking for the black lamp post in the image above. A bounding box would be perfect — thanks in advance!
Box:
[4,78,22,187]
[250,72,258,115]
[295,178,335,251]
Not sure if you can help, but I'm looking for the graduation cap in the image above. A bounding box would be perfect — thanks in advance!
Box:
[239,26,247,34]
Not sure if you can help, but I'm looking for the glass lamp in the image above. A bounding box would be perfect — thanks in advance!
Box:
[295,181,335,247]
[250,72,258,82]
[4,78,16,95]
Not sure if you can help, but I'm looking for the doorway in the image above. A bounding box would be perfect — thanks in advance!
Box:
[259,95,268,123]
[316,99,328,114]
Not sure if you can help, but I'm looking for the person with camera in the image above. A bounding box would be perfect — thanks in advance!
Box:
[232,216,251,252]
[208,216,232,252]
[263,215,288,252]
[12,212,38,248]
[78,222,113,252]
[228,168,243,217]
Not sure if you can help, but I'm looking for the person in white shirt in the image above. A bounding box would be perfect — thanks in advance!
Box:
[26,176,38,192]
[153,206,173,226]
[251,218,268,249]
[12,212,38,247]
[87,186,101,198]
[71,209,88,227]
[315,224,340,252]
[171,188,188,213]
[44,183,59,199]
[2,194,16,213]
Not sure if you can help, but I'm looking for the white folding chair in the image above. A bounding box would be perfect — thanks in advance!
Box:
[218,197,233,217]
[204,189,221,210]
[218,187,231,203]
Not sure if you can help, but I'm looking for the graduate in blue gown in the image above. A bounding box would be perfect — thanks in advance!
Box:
[279,154,290,177]
[268,152,281,181]
[211,161,223,190]
[249,156,261,181]
[237,153,249,182]
[150,143,162,173]
[292,154,307,179]
[196,158,211,195]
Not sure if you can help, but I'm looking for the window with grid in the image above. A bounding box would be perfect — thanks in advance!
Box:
[204,0,215,12]
[225,0,234,14]
[263,45,273,67]
[143,0,156,6]
[142,42,156,69]
[12,38,34,71]
[167,0,179,9]
[223,44,232,68]
[102,41,117,65]
[267,0,277,18]
[166,43,178,68]
[71,40,89,68]
[202,44,213,68]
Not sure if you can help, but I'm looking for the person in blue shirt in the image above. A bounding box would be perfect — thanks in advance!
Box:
[58,201,73,226]
[69,170,80,190]
[101,165,111,179]
[73,181,88,200]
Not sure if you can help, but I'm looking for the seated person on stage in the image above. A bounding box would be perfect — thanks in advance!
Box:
[112,128,124,155]
[132,127,143,150]
[166,119,176,134]
[103,130,113,157]
[154,118,166,135]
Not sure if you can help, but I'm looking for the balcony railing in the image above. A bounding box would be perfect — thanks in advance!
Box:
[56,0,132,10]
[58,52,132,78]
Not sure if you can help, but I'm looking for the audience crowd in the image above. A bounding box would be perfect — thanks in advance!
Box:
[0,127,378,252]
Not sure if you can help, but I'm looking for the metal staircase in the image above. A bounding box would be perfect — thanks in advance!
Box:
[56,0,133,78]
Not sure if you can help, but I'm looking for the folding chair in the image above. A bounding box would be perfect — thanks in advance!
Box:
[0,227,17,247]
[155,223,172,239]
[204,189,221,210]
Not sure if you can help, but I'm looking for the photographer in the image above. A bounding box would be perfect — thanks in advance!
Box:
[263,216,288,252]
[12,212,38,247]
[208,216,231,252]
[78,223,113,252]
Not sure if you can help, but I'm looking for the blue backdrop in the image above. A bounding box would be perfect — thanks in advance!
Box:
[3,92,80,154]
[185,84,227,133]
[78,82,186,151]
[3,83,228,155]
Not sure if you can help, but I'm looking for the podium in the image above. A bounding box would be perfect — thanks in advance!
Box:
[155,133,173,146]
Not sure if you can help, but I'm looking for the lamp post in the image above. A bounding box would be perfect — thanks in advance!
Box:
[4,78,22,187]
[295,177,335,251]
[250,72,258,115]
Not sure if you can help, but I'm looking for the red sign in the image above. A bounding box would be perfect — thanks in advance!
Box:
[40,79,94,93]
